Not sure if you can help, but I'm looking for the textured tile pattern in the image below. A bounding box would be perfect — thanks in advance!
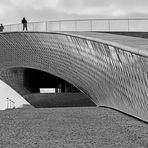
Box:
[0,32,148,121]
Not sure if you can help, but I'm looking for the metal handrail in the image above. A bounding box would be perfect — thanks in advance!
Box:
[3,18,148,32]
[4,17,148,25]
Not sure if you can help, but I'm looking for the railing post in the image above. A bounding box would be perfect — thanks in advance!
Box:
[128,19,130,32]
[33,23,35,31]
[59,21,61,31]
[90,20,92,31]
[10,25,11,32]
[6,98,9,109]
[45,21,48,32]
[18,24,19,31]
[9,99,11,109]
[108,19,110,31]
[75,21,77,31]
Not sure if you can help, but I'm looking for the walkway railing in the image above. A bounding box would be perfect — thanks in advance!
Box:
[3,18,148,32]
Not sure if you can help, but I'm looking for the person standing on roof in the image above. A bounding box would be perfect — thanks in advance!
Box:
[0,24,4,32]
[22,17,27,31]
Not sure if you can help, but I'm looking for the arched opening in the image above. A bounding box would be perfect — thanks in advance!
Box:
[2,68,96,107]
[24,68,80,93]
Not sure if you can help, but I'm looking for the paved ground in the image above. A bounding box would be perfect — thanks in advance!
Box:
[0,107,148,148]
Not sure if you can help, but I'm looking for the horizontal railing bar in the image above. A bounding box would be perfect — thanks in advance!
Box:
[44,18,148,22]
[4,18,148,26]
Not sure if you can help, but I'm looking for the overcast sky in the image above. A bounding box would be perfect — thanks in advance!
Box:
[0,0,148,110]
[1,0,148,25]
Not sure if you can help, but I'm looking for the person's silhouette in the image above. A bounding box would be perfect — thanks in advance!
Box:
[0,24,4,32]
[22,17,27,31]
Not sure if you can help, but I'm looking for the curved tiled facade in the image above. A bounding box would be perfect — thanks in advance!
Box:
[1,32,148,122]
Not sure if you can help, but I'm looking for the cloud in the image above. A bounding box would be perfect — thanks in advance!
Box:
[12,0,59,10]
[55,0,148,19]
[1,0,148,25]
[0,0,60,24]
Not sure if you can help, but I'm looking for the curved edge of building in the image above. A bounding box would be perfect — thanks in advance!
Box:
[0,31,148,122]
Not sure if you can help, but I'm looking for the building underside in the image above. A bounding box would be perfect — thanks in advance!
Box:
[1,31,148,122]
